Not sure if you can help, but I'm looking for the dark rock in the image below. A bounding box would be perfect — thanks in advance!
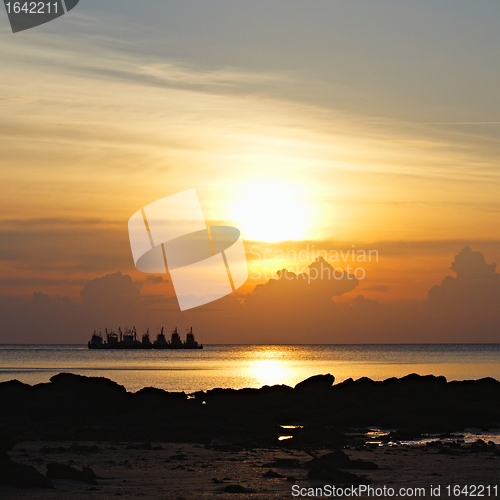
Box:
[0,436,16,462]
[294,374,335,393]
[223,484,253,493]
[262,469,284,478]
[0,436,16,454]
[0,436,53,489]
[46,463,98,485]
[0,460,53,488]
[399,374,447,385]
[1,372,499,447]
[0,380,31,391]
[48,372,126,396]
[307,464,369,484]
[82,466,99,479]
[134,386,186,400]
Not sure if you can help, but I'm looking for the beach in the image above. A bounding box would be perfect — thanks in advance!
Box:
[1,372,499,498]
[2,439,499,499]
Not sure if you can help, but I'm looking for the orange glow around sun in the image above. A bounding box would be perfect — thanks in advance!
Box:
[233,182,310,242]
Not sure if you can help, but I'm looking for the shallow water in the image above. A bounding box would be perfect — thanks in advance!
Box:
[0,344,498,393]
[364,427,500,446]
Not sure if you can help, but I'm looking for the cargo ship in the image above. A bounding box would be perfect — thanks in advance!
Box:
[88,327,203,350]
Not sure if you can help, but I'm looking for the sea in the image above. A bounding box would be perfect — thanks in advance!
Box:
[0,344,499,393]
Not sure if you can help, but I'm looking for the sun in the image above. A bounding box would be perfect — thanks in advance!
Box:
[248,359,291,387]
[233,182,309,242]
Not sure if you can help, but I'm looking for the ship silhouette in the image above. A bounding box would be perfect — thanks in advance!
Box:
[88,327,203,350]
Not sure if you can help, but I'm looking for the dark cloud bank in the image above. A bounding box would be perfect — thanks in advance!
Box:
[0,247,499,344]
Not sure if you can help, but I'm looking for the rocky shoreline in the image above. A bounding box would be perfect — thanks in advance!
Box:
[1,373,499,496]
[1,372,499,444]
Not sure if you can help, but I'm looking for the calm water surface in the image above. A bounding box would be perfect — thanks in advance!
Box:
[0,344,498,393]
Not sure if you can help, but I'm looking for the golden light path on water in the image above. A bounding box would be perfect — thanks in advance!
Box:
[246,361,500,389]
[246,348,294,387]
[242,346,500,389]
[0,344,499,393]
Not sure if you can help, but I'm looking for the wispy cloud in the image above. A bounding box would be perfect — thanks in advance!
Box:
[0,95,38,104]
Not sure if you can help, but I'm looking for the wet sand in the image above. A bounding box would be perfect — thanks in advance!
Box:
[1,440,499,499]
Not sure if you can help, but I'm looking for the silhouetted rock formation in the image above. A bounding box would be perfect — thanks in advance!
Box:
[294,373,335,393]
[262,469,285,478]
[0,436,15,462]
[0,373,499,448]
[46,463,98,485]
[0,459,54,489]
[0,437,53,489]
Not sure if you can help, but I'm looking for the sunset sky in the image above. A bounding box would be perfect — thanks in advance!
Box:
[1,1,500,343]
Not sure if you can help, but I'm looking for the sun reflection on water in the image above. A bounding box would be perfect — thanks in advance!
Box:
[1,345,499,392]
[245,346,293,387]
[248,359,291,387]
